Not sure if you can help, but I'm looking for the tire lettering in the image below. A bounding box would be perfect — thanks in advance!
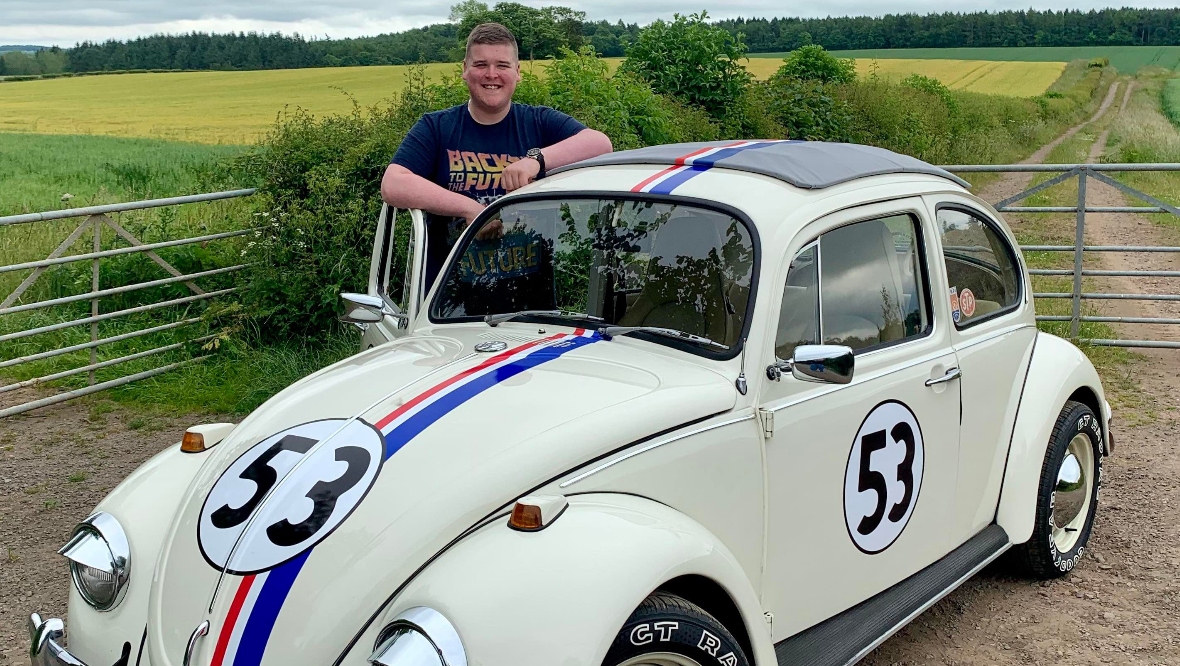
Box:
[719,652,739,666]
[630,624,653,646]
[654,622,678,642]
[698,630,721,657]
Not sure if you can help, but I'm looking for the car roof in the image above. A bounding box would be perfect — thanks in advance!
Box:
[549,140,969,191]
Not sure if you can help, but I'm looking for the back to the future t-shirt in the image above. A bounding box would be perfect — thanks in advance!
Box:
[390,103,586,288]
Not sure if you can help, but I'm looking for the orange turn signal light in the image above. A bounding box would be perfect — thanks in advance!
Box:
[181,431,207,453]
[507,495,568,532]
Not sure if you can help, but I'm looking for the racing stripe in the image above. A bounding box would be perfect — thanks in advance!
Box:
[634,140,795,194]
[214,329,599,666]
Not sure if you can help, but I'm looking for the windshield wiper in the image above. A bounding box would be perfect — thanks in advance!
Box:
[599,326,728,350]
[485,310,604,327]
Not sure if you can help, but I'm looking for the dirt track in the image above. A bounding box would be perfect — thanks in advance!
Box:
[2,84,1180,665]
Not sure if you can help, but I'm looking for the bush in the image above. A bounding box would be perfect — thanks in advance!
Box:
[759,77,851,141]
[776,45,857,84]
[902,73,957,111]
[619,11,751,119]
[1088,57,1110,69]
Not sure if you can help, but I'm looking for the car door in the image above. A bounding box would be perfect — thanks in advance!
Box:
[759,199,962,640]
[929,198,1039,545]
[362,205,428,348]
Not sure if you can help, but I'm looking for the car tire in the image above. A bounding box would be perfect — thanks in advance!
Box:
[603,592,750,666]
[1014,400,1103,579]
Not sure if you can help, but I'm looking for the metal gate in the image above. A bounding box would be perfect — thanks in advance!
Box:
[0,189,255,417]
[946,163,1180,350]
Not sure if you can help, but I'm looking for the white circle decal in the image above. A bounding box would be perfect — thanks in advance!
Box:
[844,401,924,554]
[199,419,384,574]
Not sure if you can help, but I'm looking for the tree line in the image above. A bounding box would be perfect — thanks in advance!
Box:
[41,5,1180,75]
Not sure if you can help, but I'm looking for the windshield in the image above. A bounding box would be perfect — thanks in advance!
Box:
[431,197,757,354]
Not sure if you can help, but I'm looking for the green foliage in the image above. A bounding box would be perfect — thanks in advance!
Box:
[451,2,586,61]
[901,73,957,111]
[620,11,751,119]
[776,45,856,84]
[1088,57,1110,68]
[1163,76,1180,127]
[757,77,850,141]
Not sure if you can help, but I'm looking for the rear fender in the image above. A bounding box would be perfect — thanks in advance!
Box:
[339,493,776,666]
[996,333,1107,544]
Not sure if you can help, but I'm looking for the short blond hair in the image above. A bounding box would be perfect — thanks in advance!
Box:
[465,23,519,61]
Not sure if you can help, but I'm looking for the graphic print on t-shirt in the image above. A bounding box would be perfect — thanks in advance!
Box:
[447,150,522,204]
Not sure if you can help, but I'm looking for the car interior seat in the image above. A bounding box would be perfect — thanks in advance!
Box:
[820,219,911,349]
[618,214,730,344]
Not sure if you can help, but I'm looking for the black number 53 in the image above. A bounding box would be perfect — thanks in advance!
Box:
[855,422,918,536]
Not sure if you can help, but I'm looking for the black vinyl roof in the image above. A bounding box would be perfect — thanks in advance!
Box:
[549,140,969,190]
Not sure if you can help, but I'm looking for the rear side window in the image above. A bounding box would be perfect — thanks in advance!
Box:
[937,207,1021,327]
[774,214,930,358]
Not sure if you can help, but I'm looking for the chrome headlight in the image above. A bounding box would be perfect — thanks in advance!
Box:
[370,607,467,666]
[58,512,131,611]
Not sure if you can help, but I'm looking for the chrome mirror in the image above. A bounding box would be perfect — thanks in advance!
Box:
[766,344,854,384]
[791,345,854,384]
[341,293,385,324]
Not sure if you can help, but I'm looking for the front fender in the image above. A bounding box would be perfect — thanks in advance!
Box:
[996,333,1107,545]
[66,442,212,665]
[340,493,776,666]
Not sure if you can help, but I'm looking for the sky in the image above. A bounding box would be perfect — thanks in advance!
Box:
[3,1,1179,48]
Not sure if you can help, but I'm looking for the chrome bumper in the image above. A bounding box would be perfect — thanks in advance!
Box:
[28,614,88,666]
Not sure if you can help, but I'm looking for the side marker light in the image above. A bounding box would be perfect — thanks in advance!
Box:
[508,495,568,532]
[181,423,236,453]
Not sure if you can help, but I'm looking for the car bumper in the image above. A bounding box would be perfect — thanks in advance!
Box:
[28,614,87,666]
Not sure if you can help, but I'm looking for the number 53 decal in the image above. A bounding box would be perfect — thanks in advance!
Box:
[198,419,384,575]
[843,401,925,554]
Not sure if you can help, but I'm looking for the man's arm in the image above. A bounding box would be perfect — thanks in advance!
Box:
[381,165,486,224]
[501,128,613,191]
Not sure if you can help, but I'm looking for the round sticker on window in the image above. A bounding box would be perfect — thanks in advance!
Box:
[198,419,385,574]
[844,401,925,554]
[959,288,977,318]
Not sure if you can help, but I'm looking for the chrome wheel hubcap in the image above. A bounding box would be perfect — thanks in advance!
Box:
[1051,433,1095,552]
[617,654,704,666]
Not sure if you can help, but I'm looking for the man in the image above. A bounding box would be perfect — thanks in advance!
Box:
[382,22,613,290]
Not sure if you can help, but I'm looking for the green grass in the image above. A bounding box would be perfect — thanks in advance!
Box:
[749,46,1180,75]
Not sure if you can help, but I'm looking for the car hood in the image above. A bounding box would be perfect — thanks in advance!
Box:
[147,326,736,665]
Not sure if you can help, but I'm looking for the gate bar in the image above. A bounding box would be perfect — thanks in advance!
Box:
[1038,315,1180,325]
[1029,269,1180,278]
[1022,245,1180,252]
[0,288,237,343]
[0,318,201,371]
[0,264,246,316]
[1035,293,1180,301]
[0,189,257,227]
[945,163,1180,172]
[0,357,206,419]
[0,229,254,275]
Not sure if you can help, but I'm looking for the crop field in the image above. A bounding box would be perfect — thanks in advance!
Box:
[749,45,1180,75]
[0,56,1068,144]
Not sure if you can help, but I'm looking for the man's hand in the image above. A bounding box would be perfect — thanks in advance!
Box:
[501,157,541,192]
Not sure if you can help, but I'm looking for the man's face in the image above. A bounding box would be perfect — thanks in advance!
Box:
[462,43,520,113]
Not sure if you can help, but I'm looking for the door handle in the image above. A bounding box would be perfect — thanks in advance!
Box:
[925,367,962,387]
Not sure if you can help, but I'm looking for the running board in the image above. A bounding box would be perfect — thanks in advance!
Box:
[774,524,1011,666]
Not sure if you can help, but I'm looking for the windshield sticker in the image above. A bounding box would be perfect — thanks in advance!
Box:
[844,400,925,554]
[949,287,961,324]
[459,231,544,282]
[208,329,601,666]
[631,140,795,195]
[959,288,977,318]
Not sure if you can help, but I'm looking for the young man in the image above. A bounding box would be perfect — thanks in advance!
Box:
[382,22,613,290]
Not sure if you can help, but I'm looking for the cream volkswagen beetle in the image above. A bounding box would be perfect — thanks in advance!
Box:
[30,141,1112,666]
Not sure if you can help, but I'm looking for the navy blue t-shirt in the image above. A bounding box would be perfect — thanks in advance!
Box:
[390,103,587,288]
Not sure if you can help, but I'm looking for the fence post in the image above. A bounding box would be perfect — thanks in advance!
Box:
[1071,170,1088,339]
[90,215,101,386]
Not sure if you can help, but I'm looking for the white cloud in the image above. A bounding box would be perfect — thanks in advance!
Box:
[4,1,1179,48]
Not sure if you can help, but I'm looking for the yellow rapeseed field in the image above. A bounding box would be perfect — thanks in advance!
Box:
[0,58,1065,145]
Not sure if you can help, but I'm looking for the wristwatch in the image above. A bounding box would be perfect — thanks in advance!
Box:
[526,148,546,179]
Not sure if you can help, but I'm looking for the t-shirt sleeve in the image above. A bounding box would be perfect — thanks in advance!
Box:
[537,107,588,146]
[390,115,437,177]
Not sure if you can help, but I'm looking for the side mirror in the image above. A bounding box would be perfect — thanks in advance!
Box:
[340,293,409,328]
[766,344,855,385]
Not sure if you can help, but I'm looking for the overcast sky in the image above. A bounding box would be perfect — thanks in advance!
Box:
[4,1,1178,48]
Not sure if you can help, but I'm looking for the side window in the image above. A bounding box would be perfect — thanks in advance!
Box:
[937,207,1021,327]
[775,243,819,360]
[820,214,929,352]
